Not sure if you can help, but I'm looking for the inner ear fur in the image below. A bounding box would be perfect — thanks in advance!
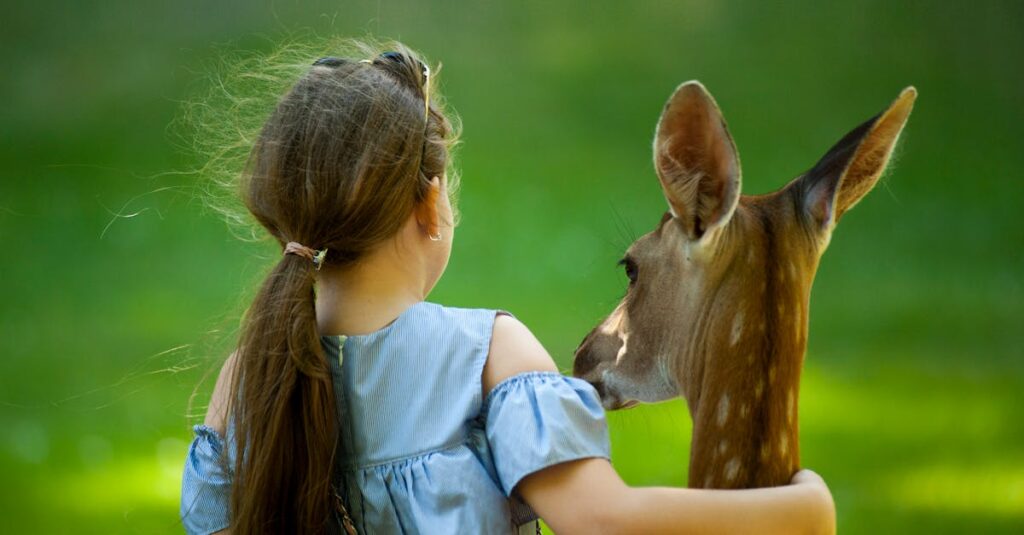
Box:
[654,81,741,241]
[799,87,917,227]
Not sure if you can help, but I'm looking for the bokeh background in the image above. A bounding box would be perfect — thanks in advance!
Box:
[2,0,1022,533]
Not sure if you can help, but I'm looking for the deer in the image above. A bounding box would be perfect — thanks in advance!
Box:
[572,81,916,489]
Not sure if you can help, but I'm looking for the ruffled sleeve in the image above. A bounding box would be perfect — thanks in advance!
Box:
[482,371,611,496]
[180,423,234,535]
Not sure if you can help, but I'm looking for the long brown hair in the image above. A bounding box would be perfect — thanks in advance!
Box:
[203,39,457,533]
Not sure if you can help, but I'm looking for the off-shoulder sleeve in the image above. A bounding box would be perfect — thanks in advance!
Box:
[482,371,611,496]
[180,423,233,534]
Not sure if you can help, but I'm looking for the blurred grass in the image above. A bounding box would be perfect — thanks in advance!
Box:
[1,0,1021,533]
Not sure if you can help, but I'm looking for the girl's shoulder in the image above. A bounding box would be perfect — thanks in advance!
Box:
[482,313,560,399]
[415,301,564,397]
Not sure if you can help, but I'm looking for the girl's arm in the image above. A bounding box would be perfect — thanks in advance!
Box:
[204,350,238,436]
[517,457,834,535]
[202,353,237,535]
[484,314,836,535]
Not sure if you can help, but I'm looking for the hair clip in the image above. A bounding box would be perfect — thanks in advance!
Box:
[312,57,346,67]
[360,52,431,122]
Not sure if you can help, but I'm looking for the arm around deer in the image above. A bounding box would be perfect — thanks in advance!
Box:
[484,314,836,534]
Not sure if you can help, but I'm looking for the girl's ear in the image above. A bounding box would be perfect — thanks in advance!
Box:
[415,176,442,238]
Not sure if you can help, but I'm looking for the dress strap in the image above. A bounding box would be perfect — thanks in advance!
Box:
[330,481,358,535]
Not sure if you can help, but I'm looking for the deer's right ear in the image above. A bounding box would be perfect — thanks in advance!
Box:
[653,81,741,242]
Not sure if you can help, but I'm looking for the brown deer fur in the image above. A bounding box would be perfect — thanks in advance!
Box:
[573,82,916,489]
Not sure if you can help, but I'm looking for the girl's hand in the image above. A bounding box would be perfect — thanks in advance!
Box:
[791,468,826,487]
[791,469,836,535]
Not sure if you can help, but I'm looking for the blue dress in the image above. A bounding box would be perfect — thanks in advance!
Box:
[180,301,611,534]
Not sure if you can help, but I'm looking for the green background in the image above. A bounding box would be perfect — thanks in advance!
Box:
[2,1,1021,532]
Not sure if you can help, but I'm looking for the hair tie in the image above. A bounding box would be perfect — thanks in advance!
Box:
[284,241,328,271]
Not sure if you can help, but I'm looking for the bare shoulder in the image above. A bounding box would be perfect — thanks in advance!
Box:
[203,350,239,436]
[482,313,559,398]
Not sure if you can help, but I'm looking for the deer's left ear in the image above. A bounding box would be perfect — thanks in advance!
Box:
[798,87,917,229]
[654,81,741,241]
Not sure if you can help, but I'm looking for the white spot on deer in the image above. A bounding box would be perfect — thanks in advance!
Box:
[717,441,728,458]
[760,443,771,461]
[716,394,731,427]
[777,302,786,316]
[729,310,745,346]
[787,389,795,424]
[724,458,740,482]
[788,261,797,280]
[740,403,750,418]
[779,433,789,456]
[614,332,630,364]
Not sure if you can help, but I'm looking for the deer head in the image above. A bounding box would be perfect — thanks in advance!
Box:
[573,81,916,488]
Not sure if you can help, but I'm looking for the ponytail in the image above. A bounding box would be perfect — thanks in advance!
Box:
[226,250,338,533]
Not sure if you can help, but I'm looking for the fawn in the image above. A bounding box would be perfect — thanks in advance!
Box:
[573,81,916,489]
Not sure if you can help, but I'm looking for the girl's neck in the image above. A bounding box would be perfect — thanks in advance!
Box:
[315,240,428,337]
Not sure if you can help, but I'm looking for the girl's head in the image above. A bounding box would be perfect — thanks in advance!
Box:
[200,39,459,534]
[244,42,458,289]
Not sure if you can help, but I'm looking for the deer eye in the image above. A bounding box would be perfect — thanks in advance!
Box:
[619,258,638,284]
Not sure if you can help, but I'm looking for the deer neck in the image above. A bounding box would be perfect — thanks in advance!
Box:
[677,209,813,489]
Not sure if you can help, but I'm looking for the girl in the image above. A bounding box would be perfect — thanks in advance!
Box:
[179,40,835,534]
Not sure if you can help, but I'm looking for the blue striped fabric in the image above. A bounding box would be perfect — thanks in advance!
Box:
[180,301,611,534]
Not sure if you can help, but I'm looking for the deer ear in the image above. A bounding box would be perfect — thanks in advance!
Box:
[799,86,917,228]
[653,81,741,241]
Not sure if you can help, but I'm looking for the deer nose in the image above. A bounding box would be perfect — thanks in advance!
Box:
[573,346,600,381]
[573,325,607,376]
[573,324,625,380]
